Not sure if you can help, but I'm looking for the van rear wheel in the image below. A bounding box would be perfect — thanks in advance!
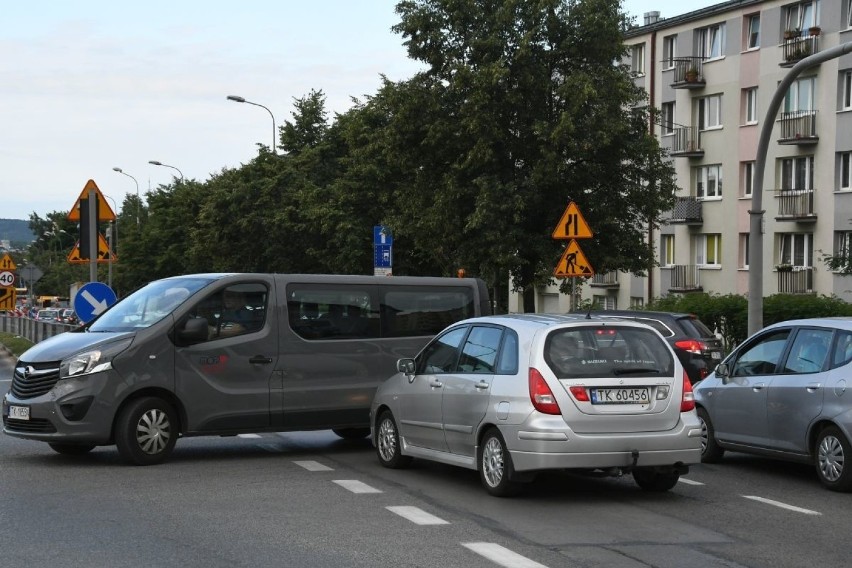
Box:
[115,397,178,466]
[48,443,95,456]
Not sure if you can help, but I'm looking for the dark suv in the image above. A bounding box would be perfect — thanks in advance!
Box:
[583,310,724,384]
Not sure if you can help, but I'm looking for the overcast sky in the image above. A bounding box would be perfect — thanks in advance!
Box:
[2,0,716,222]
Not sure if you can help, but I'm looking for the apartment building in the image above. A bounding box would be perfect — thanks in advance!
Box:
[509,0,852,313]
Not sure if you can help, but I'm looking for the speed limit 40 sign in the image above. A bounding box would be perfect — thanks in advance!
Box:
[0,270,15,287]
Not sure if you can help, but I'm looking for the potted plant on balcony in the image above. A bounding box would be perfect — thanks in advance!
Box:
[809,26,821,36]
[784,28,801,40]
[775,263,794,272]
[685,65,699,83]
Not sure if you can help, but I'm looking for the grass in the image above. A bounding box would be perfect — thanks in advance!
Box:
[0,331,34,358]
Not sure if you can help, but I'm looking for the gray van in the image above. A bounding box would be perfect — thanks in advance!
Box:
[2,273,490,465]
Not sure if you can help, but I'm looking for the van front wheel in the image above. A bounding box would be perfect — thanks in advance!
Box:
[115,397,178,466]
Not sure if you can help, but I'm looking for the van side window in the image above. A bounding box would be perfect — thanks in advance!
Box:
[191,283,268,341]
[287,285,376,340]
[381,286,475,337]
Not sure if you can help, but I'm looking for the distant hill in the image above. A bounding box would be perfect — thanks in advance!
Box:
[0,219,35,248]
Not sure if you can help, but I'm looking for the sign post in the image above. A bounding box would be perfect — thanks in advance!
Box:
[373,225,393,277]
[552,202,595,311]
[67,179,117,283]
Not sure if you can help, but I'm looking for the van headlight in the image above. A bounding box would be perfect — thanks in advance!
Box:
[60,338,133,379]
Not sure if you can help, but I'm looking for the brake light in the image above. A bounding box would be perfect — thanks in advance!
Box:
[674,339,706,355]
[529,368,561,415]
[681,371,695,412]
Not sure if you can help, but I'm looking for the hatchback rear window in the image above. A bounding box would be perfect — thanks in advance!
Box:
[679,316,714,338]
[545,326,674,379]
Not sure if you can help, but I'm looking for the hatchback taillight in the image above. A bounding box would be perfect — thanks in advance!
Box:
[529,368,561,415]
[681,371,695,412]
[674,339,707,355]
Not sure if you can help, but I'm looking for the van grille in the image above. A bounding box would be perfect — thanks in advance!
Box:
[11,361,61,399]
[3,416,56,433]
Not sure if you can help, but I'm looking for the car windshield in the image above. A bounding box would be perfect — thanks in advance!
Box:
[88,277,212,332]
[545,325,674,379]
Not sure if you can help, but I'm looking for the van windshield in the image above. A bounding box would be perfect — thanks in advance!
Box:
[88,277,212,331]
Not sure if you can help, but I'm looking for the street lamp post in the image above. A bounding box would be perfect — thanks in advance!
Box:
[148,160,184,182]
[101,193,119,290]
[112,167,140,226]
[226,95,277,154]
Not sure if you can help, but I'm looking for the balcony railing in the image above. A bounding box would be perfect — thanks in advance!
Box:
[665,264,702,292]
[778,110,818,145]
[590,271,619,288]
[776,266,814,294]
[669,126,704,157]
[669,57,706,89]
[668,197,703,224]
[780,35,820,67]
[775,189,816,221]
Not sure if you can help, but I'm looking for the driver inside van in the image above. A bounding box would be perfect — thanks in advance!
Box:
[215,290,250,338]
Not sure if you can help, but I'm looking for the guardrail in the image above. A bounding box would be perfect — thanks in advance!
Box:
[0,316,75,347]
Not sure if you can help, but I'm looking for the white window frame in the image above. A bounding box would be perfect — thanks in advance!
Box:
[778,233,814,267]
[745,88,758,125]
[661,234,675,266]
[835,232,852,267]
[696,234,722,267]
[698,23,726,60]
[780,156,814,190]
[663,35,676,69]
[743,161,755,197]
[661,102,675,135]
[746,14,760,50]
[740,233,750,269]
[840,152,852,190]
[848,0,852,29]
[594,295,617,310]
[699,94,723,130]
[842,71,852,111]
[784,77,815,113]
[631,44,645,76]
[786,2,819,35]
[696,164,723,199]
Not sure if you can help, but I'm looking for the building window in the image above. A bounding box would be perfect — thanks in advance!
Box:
[842,71,852,110]
[744,88,758,124]
[594,295,617,310]
[661,102,675,135]
[848,0,852,29]
[663,35,676,69]
[699,94,722,130]
[778,233,813,267]
[785,77,815,113]
[743,161,755,197]
[746,14,761,49]
[696,164,723,198]
[740,233,750,269]
[835,232,852,267]
[630,297,645,309]
[661,234,675,266]
[697,23,726,60]
[631,44,645,75]
[841,152,852,190]
[696,234,722,267]
[780,156,814,190]
[786,2,818,36]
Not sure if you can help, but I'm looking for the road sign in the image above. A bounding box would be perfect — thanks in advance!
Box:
[554,239,595,277]
[0,271,14,287]
[67,179,117,221]
[374,225,393,246]
[0,287,15,311]
[74,282,117,323]
[552,202,593,240]
[19,265,43,284]
[67,233,117,264]
[374,244,392,268]
[0,253,16,271]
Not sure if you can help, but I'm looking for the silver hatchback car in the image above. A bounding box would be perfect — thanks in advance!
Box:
[370,314,702,496]
[694,317,852,491]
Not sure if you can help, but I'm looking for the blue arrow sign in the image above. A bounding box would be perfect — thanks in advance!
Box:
[374,225,393,246]
[74,282,117,324]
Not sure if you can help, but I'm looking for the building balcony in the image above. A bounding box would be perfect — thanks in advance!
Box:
[668,197,703,225]
[664,264,702,292]
[668,126,704,158]
[776,266,814,294]
[778,110,818,145]
[590,271,619,288]
[669,57,706,89]
[775,189,816,222]
[780,35,820,68]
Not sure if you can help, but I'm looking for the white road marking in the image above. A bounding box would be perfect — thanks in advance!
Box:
[238,433,261,438]
[333,480,382,494]
[742,495,821,516]
[386,506,449,525]
[678,477,705,486]
[462,543,550,568]
[294,460,333,472]
[258,444,281,453]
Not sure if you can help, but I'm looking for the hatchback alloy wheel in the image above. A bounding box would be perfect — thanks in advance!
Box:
[815,426,852,492]
[482,436,504,488]
[478,429,521,497]
[375,411,412,469]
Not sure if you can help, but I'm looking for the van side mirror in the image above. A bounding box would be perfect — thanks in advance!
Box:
[178,317,209,344]
[397,358,416,376]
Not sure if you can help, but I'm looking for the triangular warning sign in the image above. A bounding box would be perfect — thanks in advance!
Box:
[67,234,117,264]
[67,179,117,221]
[552,202,593,239]
[554,239,594,277]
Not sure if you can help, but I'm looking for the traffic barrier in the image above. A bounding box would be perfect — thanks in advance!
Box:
[0,315,75,345]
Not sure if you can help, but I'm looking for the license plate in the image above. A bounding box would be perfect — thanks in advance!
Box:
[711,351,721,360]
[590,388,649,405]
[9,406,30,421]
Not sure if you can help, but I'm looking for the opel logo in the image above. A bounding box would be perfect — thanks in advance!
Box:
[18,366,35,380]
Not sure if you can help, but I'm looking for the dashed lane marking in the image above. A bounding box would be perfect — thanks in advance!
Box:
[386,506,449,525]
[742,495,821,516]
[462,543,550,568]
[294,460,333,471]
[238,433,261,438]
[333,480,383,494]
[678,477,705,486]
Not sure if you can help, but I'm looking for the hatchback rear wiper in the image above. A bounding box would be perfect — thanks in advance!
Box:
[613,367,660,375]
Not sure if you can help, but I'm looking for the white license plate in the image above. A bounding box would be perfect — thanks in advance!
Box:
[9,406,30,421]
[711,351,722,360]
[591,388,649,405]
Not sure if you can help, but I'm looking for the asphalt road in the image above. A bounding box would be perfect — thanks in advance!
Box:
[1,350,849,568]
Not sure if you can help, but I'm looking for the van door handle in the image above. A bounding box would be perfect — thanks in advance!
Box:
[249,356,273,365]
[429,379,443,389]
[475,381,490,390]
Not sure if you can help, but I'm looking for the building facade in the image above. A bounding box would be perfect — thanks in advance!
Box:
[509,0,852,313]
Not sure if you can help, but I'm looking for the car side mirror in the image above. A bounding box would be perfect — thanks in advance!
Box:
[397,358,416,376]
[178,317,209,344]
[715,362,729,381]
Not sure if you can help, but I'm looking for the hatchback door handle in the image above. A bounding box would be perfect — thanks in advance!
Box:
[249,356,273,365]
[807,382,822,392]
[429,379,443,389]
[752,382,765,391]
[475,381,490,390]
